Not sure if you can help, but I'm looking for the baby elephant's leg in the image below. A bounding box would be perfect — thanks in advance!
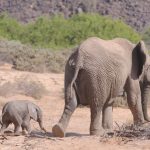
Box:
[21,125,26,135]
[22,115,31,134]
[13,114,23,136]
[0,122,9,135]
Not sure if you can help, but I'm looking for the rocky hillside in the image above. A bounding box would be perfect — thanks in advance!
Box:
[0,0,150,32]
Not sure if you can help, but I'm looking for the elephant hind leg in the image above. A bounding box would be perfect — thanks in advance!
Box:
[52,87,77,137]
[102,102,113,132]
[90,99,104,136]
[0,122,10,135]
[22,115,31,134]
[0,113,10,134]
[21,125,26,135]
[13,114,23,136]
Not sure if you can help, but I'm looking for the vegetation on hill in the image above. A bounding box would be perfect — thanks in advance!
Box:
[142,28,150,49]
[0,13,141,49]
[0,0,149,32]
[0,39,70,73]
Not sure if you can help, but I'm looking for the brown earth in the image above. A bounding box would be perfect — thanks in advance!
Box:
[0,64,150,150]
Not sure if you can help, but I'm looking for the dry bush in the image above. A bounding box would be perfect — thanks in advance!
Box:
[16,78,48,99]
[114,123,150,140]
[0,39,71,73]
[0,82,17,97]
[0,77,48,99]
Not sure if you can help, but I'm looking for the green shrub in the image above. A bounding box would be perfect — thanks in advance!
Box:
[0,77,48,99]
[0,13,141,49]
[0,14,23,40]
[142,28,150,49]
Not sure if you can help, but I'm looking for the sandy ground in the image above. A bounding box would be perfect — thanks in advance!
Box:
[0,65,150,150]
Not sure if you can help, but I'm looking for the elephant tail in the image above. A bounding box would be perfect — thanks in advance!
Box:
[70,67,80,98]
[70,49,83,99]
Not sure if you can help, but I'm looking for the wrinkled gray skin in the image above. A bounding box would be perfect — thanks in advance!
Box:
[0,100,46,135]
[52,37,150,137]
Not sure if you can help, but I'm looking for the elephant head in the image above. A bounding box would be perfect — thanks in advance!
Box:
[123,40,150,124]
[140,56,150,121]
[131,40,150,122]
[28,104,47,132]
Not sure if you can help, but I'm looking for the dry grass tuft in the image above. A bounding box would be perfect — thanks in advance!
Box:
[0,76,48,99]
[0,39,71,73]
[114,123,150,140]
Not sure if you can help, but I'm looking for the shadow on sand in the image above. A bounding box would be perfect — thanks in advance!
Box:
[29,131,89,139]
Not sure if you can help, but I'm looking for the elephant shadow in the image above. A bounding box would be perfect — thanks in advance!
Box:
[29,131,89,139]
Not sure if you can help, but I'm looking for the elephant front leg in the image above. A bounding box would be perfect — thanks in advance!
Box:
[141,84,150,122]
[52,87,77,137]
[125,78,144,124]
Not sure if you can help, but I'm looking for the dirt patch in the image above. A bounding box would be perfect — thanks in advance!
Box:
[0,68,150,150]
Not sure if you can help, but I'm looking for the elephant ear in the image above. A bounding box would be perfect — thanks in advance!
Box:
[27,104,38,121]
[131,41,147,79]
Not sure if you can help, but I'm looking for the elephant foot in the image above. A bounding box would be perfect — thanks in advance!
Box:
[90,128,114,137]
[104,129,114,137]
[52,124,65,138]
[14,132,21,136]
[22,130,27,135]
[90,128,105,136]
[144,117,150,122]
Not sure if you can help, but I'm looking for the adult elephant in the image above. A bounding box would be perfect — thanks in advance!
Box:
[52,37,150,137]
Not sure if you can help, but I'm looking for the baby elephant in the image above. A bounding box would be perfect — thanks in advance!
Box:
[0,100,46,135]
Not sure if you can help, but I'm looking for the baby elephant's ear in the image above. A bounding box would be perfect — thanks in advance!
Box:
[27,104,38,121]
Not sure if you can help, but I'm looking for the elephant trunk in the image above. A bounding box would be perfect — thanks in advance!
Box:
[141,84,150,121]
[38,120,47,133]
[37,109,47,133]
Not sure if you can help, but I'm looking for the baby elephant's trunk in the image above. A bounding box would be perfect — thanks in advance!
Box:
[38,120,47,133]
[37,109,47,132]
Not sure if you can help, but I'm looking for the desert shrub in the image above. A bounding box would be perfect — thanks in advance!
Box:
[0,82,17,97]
[142,28,150,49]
[12,48,70,73]
[0,39,71,73]
[16,77,48,99]
[0,13,141,49]
[0,77,48,99]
